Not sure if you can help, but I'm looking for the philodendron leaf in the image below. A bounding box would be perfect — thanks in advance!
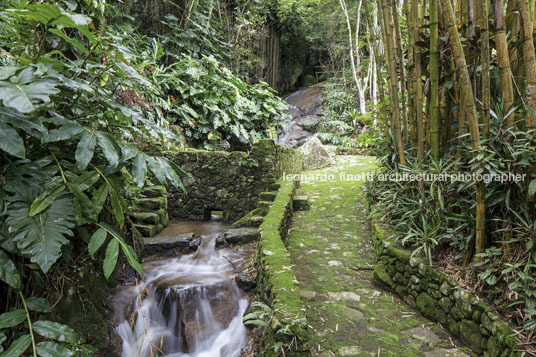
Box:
[0,309,26,329]
[98,223,143,277]
[103,239,119,279]
[0,67,60,113]
[0,249,21,289]
[33,320,79,344]
[0,334,31,357]
[36,341,76,357]
[7,196,75,273]
[0,123,25,159]
[26,297,51,312]
[75,132,97,171]
[88,228,107,257]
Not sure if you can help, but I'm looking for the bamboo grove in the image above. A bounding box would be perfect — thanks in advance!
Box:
[365,0,536,334]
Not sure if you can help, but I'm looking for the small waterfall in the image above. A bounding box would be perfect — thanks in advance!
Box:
[117,223,248,357]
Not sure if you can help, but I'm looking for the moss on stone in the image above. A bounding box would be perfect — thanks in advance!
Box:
[460,319,484,354]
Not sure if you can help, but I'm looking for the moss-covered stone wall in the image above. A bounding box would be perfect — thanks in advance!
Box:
[255,178,308,356]
[162,139,304,221]
[368,209,521,357]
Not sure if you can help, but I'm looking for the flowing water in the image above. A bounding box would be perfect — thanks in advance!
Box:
[116,220,249,357]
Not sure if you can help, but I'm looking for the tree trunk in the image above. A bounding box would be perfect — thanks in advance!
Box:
[430,0,440,159]
[381,0,407,164]
[364,0,391,145]
[493,0,515,129]
[479,0,490,139]
[412,0,425,161]
[519,0,536,128]
[440,0,486,260]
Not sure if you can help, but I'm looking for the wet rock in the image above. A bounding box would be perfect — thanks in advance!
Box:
[223,228,260,245]
[298,137,335,170]
[296,115,321,131]
[234,272,256,292]
[281,127,312,148]
[144,232,195,255]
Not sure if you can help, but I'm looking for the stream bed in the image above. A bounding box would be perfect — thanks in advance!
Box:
[114,220,251,357]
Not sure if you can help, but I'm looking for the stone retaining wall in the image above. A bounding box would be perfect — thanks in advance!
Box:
[367,208,521,357]
[159,139,303,221]
[255,178,308,355]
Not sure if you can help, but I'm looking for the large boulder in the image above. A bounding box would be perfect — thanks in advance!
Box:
[298,137,335,170]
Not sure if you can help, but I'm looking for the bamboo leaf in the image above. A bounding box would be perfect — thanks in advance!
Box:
[529,179,536,198]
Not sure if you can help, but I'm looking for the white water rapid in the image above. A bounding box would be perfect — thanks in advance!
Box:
[117,222,248,357]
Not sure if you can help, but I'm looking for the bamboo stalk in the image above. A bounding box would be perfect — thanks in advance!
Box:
[430,0,440,159]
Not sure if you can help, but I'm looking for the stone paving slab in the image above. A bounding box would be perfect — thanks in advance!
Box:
[286,156,473,356]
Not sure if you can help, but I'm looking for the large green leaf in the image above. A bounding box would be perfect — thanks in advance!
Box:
[33,320,79,344]
[36,341,75,357]
[91,183,109,221]
[26,297,51,313]
[48,28,88,55]
[0,67,60,113]
[529,179,536,198]
[0,123,25,159]
[103,239,119,279]
[98,223,143,276]
[88,228,107,257]
[0,108,47,138]
[96,132,119,169]
[7,196,75,273]
[0,310,26,329]
[29,184,65,217]
[0,333,6,352]
[14,3,90,27]
[132,153,147,188]
[75,132,97,171]
[0,249,21,290]
[0,334,31,357]
[110,189,124,228]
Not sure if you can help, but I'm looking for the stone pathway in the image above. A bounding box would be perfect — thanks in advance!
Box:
[287,156,472,356]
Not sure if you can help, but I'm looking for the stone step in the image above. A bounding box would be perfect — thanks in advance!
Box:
[249,216,263,227]
[293,195,311,211]
[259,192,277,202]
[134,223,164,238]
[217,228,260,246]
[256,200,272,210]
[131,212,161,225]
[139,197,167,211]
[268,182,281,191]
[144,232,196,255]
[141,185,167,198]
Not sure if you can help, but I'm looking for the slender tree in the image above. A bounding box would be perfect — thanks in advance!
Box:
[478,0,490,139]
[412,0,425,161]
[493,0,515,129]
[430,0,440,158]
[440,0,486,259]
[519,0,536,128]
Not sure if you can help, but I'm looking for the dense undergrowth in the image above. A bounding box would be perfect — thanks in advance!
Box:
[365,111,536,335]
[0,0,289,354]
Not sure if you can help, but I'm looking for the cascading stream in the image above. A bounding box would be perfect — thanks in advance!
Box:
[117,221,248,357]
